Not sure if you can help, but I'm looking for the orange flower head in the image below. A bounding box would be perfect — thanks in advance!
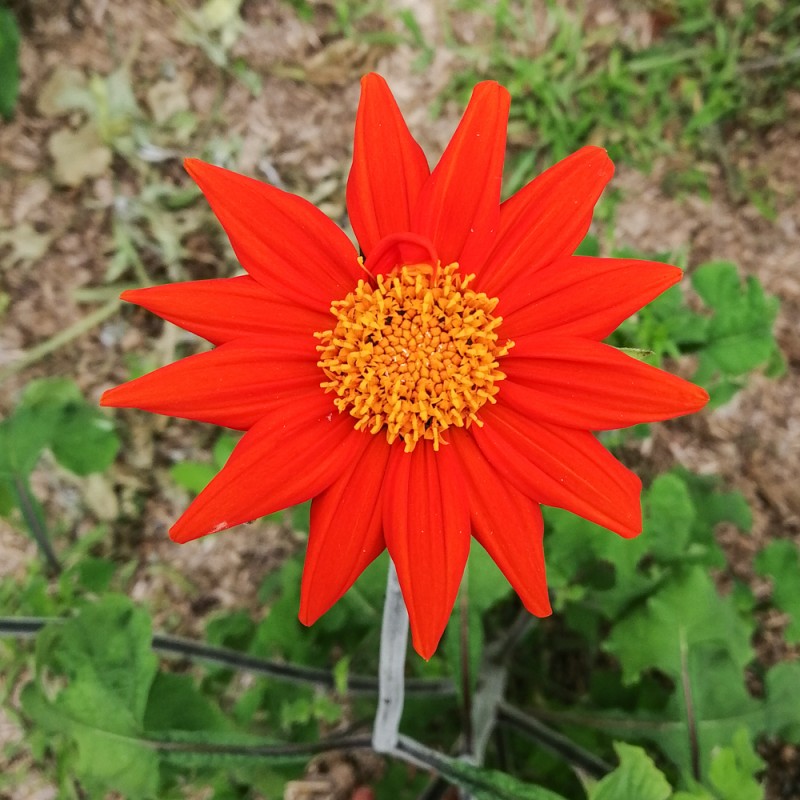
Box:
[101,74,709,658]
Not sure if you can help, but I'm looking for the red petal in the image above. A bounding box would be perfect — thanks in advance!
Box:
[412,82,510,274]
[383,443,471,659]
[346,73,430,258]
[184,159,359,311]
[169,398,367,543]
[478,147,613,293]
[499,256,683,339]
[364,232,438,278]
[120,276,330,345]
[474,404,642,537]
[299,434,390,625]
[449,432,551,616]
[100,336,320,430]
[501,335,709,430]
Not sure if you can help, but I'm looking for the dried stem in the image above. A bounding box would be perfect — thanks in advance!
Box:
[372,559,409,753]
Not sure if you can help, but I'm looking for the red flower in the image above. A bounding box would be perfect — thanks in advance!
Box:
[101,74,708,658]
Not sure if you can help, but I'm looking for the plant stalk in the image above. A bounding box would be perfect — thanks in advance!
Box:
[372,559,409,753]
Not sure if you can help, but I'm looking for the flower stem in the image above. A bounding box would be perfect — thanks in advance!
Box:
[372,559,409,753]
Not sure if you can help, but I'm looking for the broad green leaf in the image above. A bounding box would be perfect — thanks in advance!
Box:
[254,557,313,661]
[545,473,709,619]
[672,790,714,799]
[681,470,752,533]
[754,541,800,643]
[604,567,753,684]
[20,376,83,407]
[589,742,671,800]
[643,473,696,561]
[0,379,82,477]
[691,261,744,308]
[170,461,217,493]
[212,432,238,466]
[291,500,311,532]
[144,672,230,732]
[74,556,116,592]
[0,407,58,478]
[0,478,13,516]
[0,378,119,477]
[763,662,800,741]
[22,682,161,798]
[0,8,20,119]
[691,262,779,383]
[35,595,158,724]
[573,646,764,780]
[205,609,256,651]
[706,727,764,800]
[51,403,120,475]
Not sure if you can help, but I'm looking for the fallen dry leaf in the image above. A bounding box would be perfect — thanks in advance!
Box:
[48,122,112,187]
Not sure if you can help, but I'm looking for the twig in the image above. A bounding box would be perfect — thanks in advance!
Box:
[739,48,800,73]
[471,609,535,764]
[12,477,61,576]
[496,702,611,779]
[372,560,409,752]
[0,298,121,381]
[149,732,374,759]
[0,616,451,697]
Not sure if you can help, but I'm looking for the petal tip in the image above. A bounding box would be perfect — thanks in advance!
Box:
[119,288,144,304]
[411,631,439,661]
[98,388,115,408]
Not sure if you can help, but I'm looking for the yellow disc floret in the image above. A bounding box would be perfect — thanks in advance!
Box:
[315,261,513,452]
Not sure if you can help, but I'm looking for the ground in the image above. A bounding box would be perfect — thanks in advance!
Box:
[1,0,799,798]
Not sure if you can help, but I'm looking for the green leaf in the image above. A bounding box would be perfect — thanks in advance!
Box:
[0,478,14,516]
[0,378,119,477]
[22,682,161,798]
[291,500,311,532]
[212,432,238,466]
[763,662,800,741]
[35,595,158,724]
[0,8,20,120]
[754,541,800,643]
[604,567,753,684]
[0,407,58,478]
[254,557,312,661]
[643,473,696,561]
[589,742,671,800]
[20,376,83,408]
[579,646,764,779]
[170,461,217,494]
[21,597,162,796]
[144,672,230,732]
[691,261,779,384]
[74,557,116,592]
[706,727,764,800]
[51,403,120,475]
[682,470,752,533]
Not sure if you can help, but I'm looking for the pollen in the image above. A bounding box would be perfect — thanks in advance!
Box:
[316,261,513,451]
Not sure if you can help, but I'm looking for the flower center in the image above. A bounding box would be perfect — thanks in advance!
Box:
[316,262,513,451]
